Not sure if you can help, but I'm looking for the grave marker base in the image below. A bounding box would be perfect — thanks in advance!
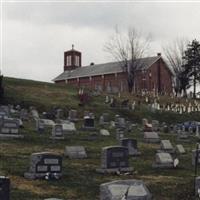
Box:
[24,172,62,180]
[50,136,65,140]
[152,163,174,169]
[96,167,133,174]
[0,134,24,139]
[157,149,175,154]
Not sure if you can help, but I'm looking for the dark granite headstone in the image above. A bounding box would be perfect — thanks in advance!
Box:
[96,146,133,173]
[0,176,10,200]
[82,116,95,131]
[24,152,62,180]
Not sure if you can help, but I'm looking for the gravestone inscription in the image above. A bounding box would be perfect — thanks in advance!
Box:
[96,146,133,173]
[24,152,62,180]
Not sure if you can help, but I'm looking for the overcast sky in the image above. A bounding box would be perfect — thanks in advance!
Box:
[1,1,200,82]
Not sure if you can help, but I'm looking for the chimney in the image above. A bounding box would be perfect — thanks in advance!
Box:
[157,53,161,56]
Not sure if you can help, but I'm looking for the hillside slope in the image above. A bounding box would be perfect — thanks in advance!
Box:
[0,76,199,200]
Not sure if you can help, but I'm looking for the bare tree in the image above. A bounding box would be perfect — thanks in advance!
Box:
[163,38,189,96]
[104,26,151,93]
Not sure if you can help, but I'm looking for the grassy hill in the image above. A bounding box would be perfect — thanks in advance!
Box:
[1,77,200,200]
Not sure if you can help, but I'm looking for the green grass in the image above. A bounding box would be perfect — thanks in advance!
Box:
[1,76,200,199]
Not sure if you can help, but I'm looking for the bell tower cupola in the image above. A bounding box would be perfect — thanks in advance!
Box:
[64,44,82,71]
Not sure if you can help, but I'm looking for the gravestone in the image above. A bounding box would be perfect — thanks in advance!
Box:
[65,146,87,159]
[0,106,10,117]
[152,152,175,168]
[115,117,126,130]
[24,152,62,180]
[20,109,29,121]
[100,179,152,200]
[82,116,95,130]
[55,109,64,120]
[31,109,39,119]
[0,176,10,200]
[0,118,23,138]
[68,109,78,122]
[58,120,76,134]
[99,113,110,125]
[175,144,186,154]
[177,130,190,142]
[152,120,159,131]
[96,146,133,173]
[142,118,148,126]
[100,129,110,136]
[116,129,124,141]
[120,138,141,156]
[40,119,55,127]
[144,123,153,132]
[192,149,200,166]
[36,119,45,133]
[195,176,200,197]
[144,132,160,143]
[50,124,64,140]
[159,140,174,153]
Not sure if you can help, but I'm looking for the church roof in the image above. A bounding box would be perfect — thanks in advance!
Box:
[53,55,164,82]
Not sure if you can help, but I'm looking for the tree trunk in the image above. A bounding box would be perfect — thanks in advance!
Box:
[193,67,196,99]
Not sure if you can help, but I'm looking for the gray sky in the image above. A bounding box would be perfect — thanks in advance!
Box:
[1,1,200,82]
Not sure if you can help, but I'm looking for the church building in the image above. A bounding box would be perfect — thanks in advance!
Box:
[53,46,173,94]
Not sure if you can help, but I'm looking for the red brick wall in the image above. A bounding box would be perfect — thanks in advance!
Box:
[55,58,173,94]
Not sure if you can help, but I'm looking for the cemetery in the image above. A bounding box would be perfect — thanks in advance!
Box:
[2,77,200,199]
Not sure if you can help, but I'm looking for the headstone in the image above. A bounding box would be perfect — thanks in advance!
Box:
[120,138,141,156]
[105,96,110,104]
[144,123,153,132]
[100,129,110,136]
[144,132,160,143]
[50,124,64,140]
[59,120,76,134]
[55,109,64,120]
[115,117,126,130]
[0,176,10,200]
[175,144,186,154]
[152,120,159,131]
[40,119,55,127]
[142,118,148,126]
[152,152,174,168]
[31,109,39,119]
[65,146,87,159]
[0,118,23,138]
[68,109,78,122]
[96,146,133,173]
[195,176,200,197]
[0,106,10,117]
[159,140,174,153]
[192,149,200,166]
[116,129,124,141]
[82,116,95,130]
[20,109,29,121]
[177,130,190,142]
[100,179,152,200]
[24,152,62,180]
[36,119,45,133]
[99,113,110,125]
